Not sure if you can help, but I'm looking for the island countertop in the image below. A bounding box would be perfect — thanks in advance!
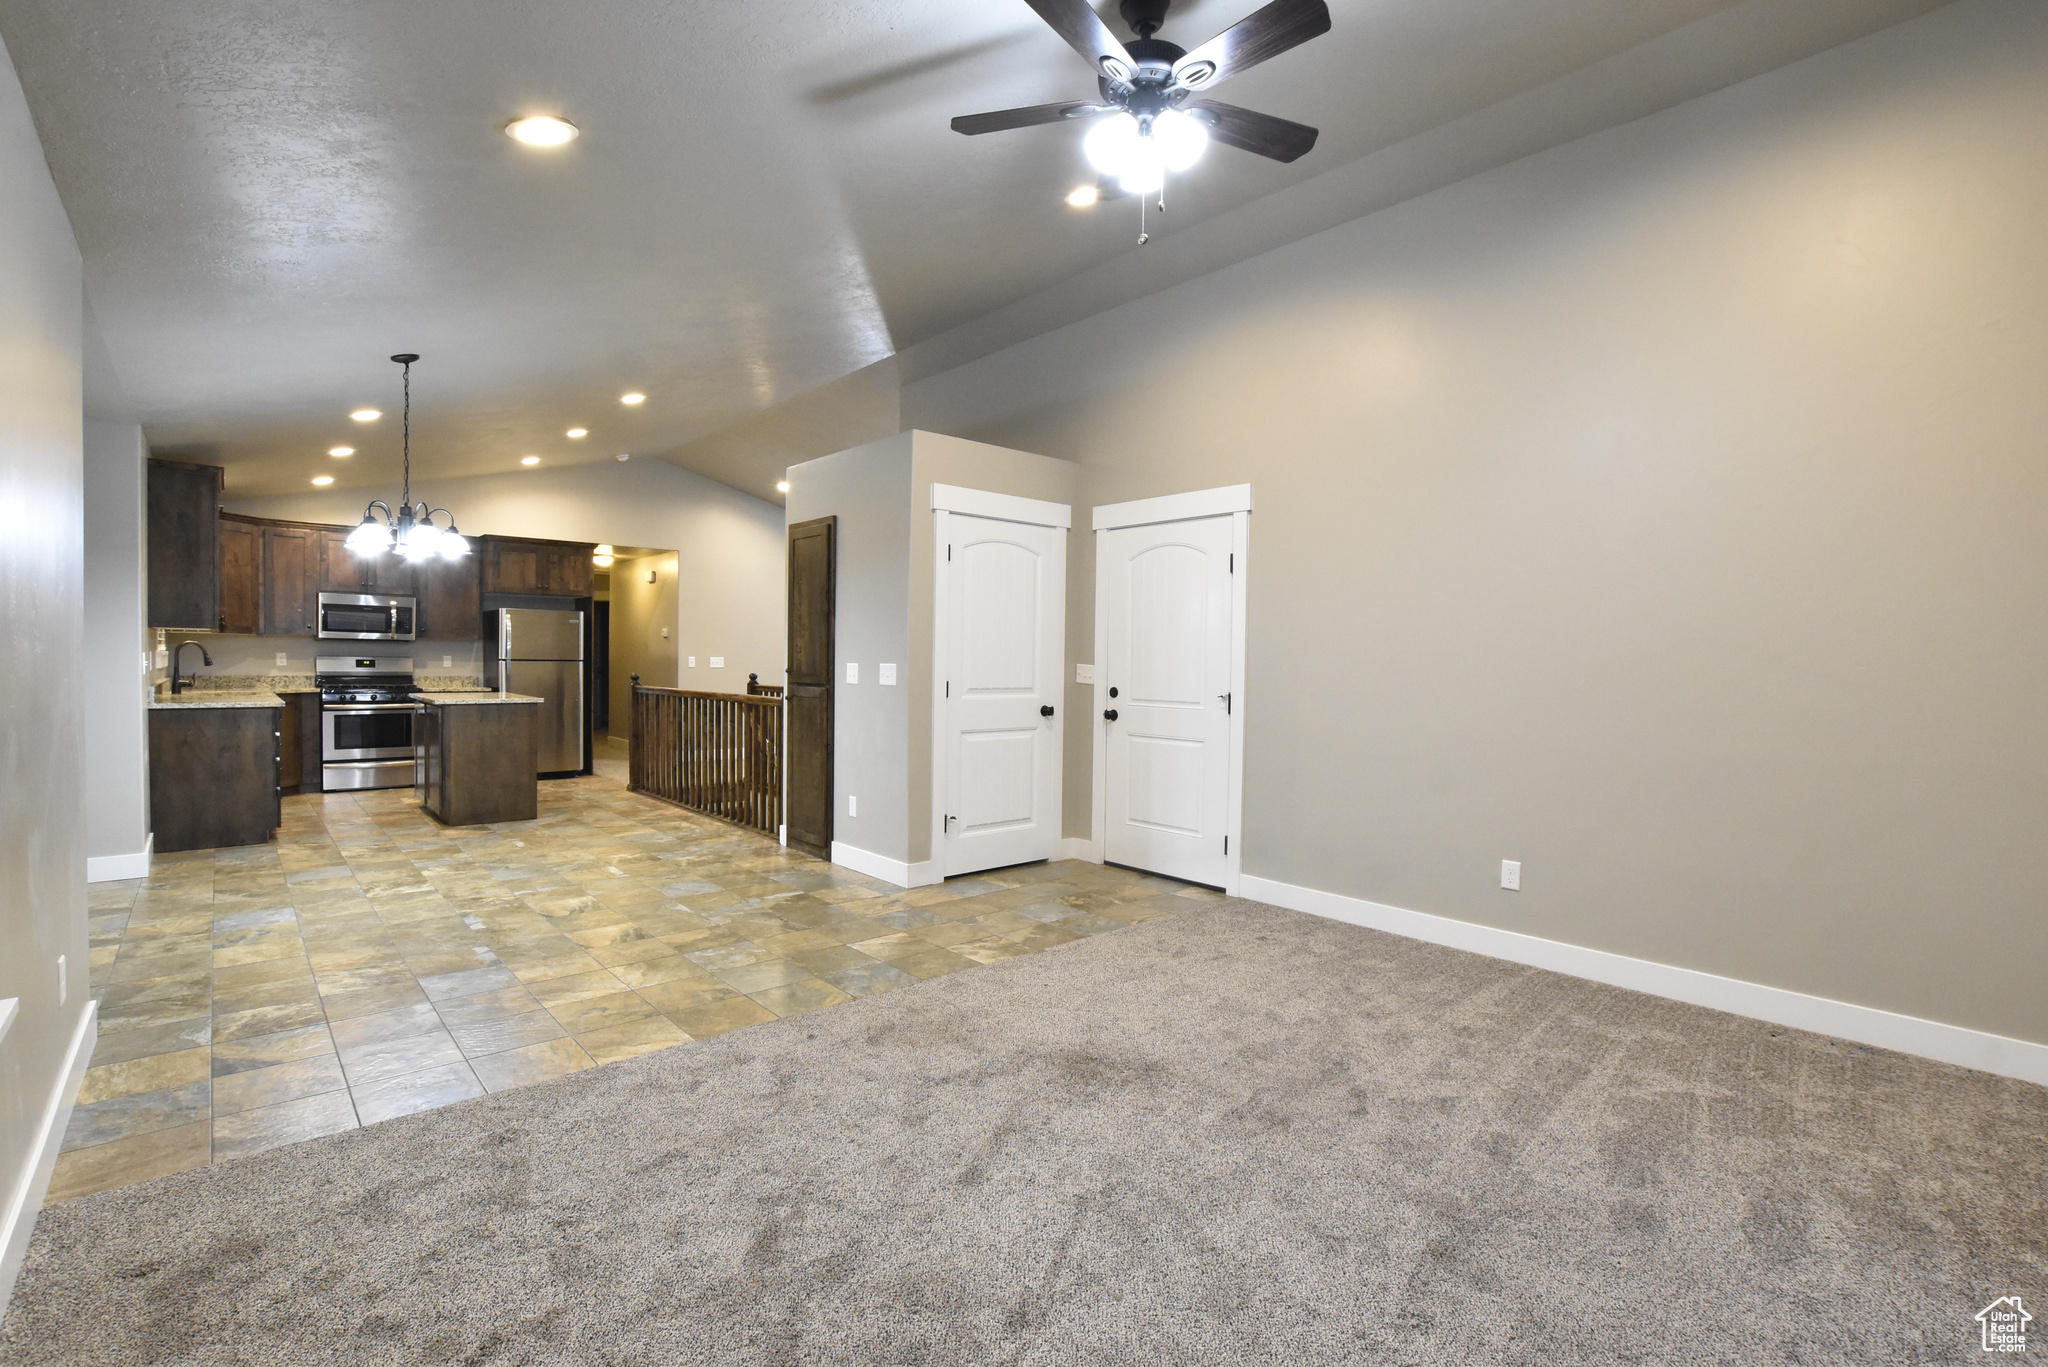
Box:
[150,690,285,710]
[411,692,543,705]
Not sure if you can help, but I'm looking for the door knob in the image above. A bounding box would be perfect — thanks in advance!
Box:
[1040,705,1055,717]
[1103,708,1118,722]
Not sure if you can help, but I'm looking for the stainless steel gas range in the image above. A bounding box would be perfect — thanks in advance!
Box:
[316,655,417,791]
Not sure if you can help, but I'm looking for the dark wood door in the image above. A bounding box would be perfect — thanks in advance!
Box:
[486,540,544,594]
[218,517,260,634]
[365,552,416,596]
[591,600,610,732]
[320,530,370,592]
[549,546,595,597]
[418,552,481,640]
[261,525,320,635]
[147,461,221,629]
[785,516,835,855]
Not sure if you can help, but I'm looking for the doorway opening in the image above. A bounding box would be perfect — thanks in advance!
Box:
[591,546,678,784]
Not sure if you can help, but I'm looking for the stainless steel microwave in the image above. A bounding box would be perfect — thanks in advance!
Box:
[317,592,417,641]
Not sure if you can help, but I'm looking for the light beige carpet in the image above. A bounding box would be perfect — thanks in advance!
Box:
[3,898,2041,1364]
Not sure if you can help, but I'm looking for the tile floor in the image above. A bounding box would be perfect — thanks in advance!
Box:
[57,772,1209,1203]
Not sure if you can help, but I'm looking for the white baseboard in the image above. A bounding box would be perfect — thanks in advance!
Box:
[829,842,942,889]
[86,834,151,884]
[1057,838,1103,863]
[0,999,98,1320]
[1240,875,2048,1088]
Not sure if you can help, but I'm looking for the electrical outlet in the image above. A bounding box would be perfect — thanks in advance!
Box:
[846,662,859,685]
[442,655,453,668]
[1076,663,1096,684]
[687,656,696,668]
[710,656,724,668]
[57,954,66,1006]
[879,663,896,685]
[848,795,858,817]
[1501,860,1521,891]
[154,645,169,668]
[274,652,289,667]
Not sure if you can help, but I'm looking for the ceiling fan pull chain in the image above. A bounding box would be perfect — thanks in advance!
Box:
[1138,191,1148,246]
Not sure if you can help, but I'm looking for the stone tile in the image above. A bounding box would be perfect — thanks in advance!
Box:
[665,996,777,1039]
[338,1029,465,1087]
[504,949,608,983]
[63,1081,211,1150]
[212,1090,360,1161]
[892,947,976,980]
[604,954,710,990]
[211,1023,336,1076]
[87,1016,211,1067]
[908,921,987,948]
[46,1123,212,1204]
[527,968,627,1007]
[576,1015,691,1065]
[447,1011,568,1059]
[820,959,920,1000]
[470,1036,594,1093]
[951,936,1038,965]
[78,1047,212,1107]
[547,990,658,1038]
[211,999,329,1043]
[351,1061,486,1126]
[211,974,323,1018]
[747,978,853,1019]
[709,959,811,994]
[433,983,548,1029]
[680,940,776,972]
[636,977,740,1016]
[847,933,926,962]
[415,965,524,1002]
[321,979,432,1022]
[328,1002,443,1052]
[212,1054,349,1117]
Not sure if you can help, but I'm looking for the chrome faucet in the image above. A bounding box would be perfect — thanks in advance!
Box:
[170,640,212,695]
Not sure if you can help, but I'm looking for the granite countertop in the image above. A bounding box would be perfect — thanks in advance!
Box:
[168,673,486,695]
[151,690,285,710]
[411,692,543,705]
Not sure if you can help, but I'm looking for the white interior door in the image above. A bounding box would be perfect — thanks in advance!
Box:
[940,510,1067,875]
[1099,512,1239,888]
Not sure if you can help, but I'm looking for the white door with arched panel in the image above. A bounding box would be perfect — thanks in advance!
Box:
[1094,488,1248,890]
[934,488,1069,877]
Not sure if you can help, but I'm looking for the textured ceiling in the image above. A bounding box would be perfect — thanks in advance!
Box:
[0,0,1938,501]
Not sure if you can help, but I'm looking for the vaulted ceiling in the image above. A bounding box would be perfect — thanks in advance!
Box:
[0,0,1948,501]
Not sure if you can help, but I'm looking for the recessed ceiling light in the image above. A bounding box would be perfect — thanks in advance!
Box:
[1066,184,1099,208]
[350,409,380,422]
[521,456,541,466]
[311,475,334,486]
[776,481,790,493]
[566,427,588,439]
[506,115,579,147]
[328,446,354,457]
[616,453,631,462]
[620,392,645,406]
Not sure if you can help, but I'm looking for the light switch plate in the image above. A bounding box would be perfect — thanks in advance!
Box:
[710,656,724,668]
[688,656,696,667]
[848,795,858,817]
[879,663,896,685]
[661,627,670,639]
[1076,663,1096,684]
[846,663,859,684]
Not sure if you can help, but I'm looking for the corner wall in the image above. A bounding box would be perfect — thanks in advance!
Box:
[0,26,91,1318]
[83,421,149,877]
[902,0,2048,1050]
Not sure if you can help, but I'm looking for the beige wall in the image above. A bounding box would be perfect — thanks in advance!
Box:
[0,26,88,1309]
[83,421,149,864]
[611,552,680,731]
[902,0,2048,1046]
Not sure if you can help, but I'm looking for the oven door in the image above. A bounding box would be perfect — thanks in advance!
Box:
[323,703,416,761]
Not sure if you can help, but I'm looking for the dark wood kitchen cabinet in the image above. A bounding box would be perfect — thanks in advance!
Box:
[279,693,323,794]
[481,537,596,597]
[261,524,321,636]
[148,460,222,630]
[319,528,416,595]
[415,698,539,826]
[148,705,281,851]
[217,516,260,634]
[417,551,481,640]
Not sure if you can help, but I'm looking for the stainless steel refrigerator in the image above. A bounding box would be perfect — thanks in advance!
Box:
[486,607,585,775]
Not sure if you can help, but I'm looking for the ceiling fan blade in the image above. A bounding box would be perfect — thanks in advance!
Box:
[951,101,1112,136]
[1172,0,1331,91]
[1020,0,1137,80]
[1187,100,1319,162]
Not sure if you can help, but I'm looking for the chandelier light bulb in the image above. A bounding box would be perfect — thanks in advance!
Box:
[438,528,471,560]
[346,518,392,555]
[1083,113,1140,178]
[1154,109,1209,171]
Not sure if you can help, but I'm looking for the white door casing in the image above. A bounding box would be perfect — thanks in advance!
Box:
[932,485,1070,877]
[1092,486,1249,893]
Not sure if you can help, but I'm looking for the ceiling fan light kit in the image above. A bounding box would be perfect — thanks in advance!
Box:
[952,0,1330,240]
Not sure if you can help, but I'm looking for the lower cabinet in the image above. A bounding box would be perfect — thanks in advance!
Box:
[416,700,538,826]
[149,706,281,852]
[280,693,324,794]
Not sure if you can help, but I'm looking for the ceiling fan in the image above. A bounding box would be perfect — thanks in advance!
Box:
[951,0,1331,235]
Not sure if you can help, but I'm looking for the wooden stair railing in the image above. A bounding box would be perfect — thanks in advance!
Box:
[627,675,782,835]
[746,672,784,697]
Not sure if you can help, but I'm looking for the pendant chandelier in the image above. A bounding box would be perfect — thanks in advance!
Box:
[345,353,470,561]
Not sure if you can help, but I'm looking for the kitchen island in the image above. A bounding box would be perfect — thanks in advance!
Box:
[413,692,543,826]
[149,690,285,851]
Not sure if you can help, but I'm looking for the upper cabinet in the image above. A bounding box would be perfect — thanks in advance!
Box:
[418,551,481,640]
[218,516,261,634]
[148,460,221,629]
[261,524,320,636]
[481,537,595,597]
